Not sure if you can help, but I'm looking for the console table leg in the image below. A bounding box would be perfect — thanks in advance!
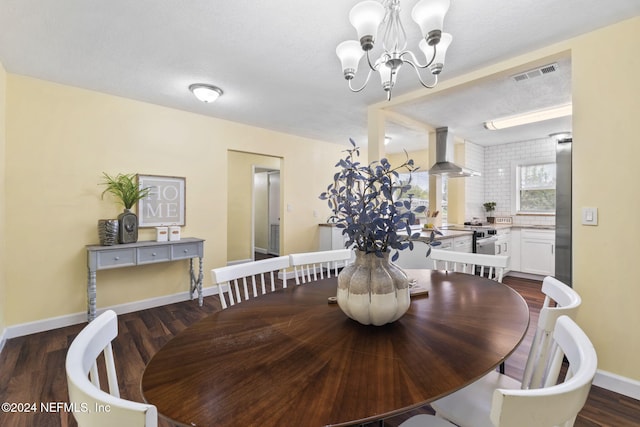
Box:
[189,258,204,306]
[87,270,97,322]
[189,258,195,300]
[198,256,204,306]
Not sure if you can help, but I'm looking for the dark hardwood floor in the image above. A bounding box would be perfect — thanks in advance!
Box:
[1,276,638,426]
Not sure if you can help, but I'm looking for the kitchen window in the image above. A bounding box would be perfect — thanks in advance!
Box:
[398,171,448,224]
[515,162,556,214]
[398,170,429,215]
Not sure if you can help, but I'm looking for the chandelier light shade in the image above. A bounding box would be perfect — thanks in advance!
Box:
[349,1,386,49]
[411,0,450,44]
[336,41,365,78]
[420,32,451,74]
[337,0,452,100]
[189,84,223,103]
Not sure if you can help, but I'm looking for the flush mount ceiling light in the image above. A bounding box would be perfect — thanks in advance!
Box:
[336,0,452,101]
[484,103,573,130]
[189,84,223,103]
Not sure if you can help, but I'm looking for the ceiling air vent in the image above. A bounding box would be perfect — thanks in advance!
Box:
[512,62,558,82]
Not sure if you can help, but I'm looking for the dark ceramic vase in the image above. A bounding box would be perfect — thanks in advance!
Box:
[117,209,138,243]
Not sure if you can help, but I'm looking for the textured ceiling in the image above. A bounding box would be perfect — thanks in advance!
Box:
[388,56,573,150]
[0,0,638,153]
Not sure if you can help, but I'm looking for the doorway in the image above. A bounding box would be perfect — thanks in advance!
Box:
[226,151,282,264]
[253,168,280,257]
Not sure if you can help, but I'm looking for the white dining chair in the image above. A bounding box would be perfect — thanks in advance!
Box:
[399,315,597,427]
[430,249,510,283]
[66,310,157,427]
[289,249,353,284]
[425,276,582,427]
[211,255,290,309]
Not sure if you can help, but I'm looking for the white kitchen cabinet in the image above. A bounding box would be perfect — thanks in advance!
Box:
[510,229,521,272]
[395,233,472,270]
[394,240,435,269]
[453,235,473,253]
[318,224,347,251]
[494,228,510,256]
[520,229,555,276]
[437,239,453,250]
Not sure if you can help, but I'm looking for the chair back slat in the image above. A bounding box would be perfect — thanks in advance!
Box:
[521,276,582,389]
[103,342,119,398]
[430,250,509,283]
[211,256,290,309]
[289,249,353,285]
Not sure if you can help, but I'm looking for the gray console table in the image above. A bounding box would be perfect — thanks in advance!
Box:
[86,238,204,321]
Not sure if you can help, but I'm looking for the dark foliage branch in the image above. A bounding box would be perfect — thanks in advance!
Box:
[320,139,440,262]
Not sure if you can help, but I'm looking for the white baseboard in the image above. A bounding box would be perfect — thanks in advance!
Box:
[0,327,7,354]
[594,369,640,400]
[254,247,268,254]
[3,286,219,340]
[505,271,546,281]
[279,270,297,281]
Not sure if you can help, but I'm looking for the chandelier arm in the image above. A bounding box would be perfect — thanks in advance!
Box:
[365,49,381,71]
[347,68,375,93]
[400,45,437,69]
[403,59,439,89]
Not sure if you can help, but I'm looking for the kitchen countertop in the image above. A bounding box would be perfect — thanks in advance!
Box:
[443,223,556,231]
[415,228,473,242]
[511,225,555,230]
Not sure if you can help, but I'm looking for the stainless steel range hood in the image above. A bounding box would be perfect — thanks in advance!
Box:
[428,127,481,177]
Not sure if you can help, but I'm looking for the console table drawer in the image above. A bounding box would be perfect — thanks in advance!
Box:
[96,248,136,269]
[137,246,172,264]
[172,242,202,260]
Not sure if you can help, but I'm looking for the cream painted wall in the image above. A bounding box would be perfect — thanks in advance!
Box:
[4,74,344,326]
[387,149,429,171]
[227,151,280,261]
[571,17,640,381]
[0,61,7,335]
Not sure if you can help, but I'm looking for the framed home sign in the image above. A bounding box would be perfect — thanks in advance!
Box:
[137,175,186,227]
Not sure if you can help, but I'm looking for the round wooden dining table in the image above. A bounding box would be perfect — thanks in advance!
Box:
[141,269,529,427]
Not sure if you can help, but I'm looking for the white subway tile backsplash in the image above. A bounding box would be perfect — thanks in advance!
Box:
[464,141,484,221]
[483,137,556,227]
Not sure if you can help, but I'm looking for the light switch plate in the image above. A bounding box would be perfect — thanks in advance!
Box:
[582,207,598,226]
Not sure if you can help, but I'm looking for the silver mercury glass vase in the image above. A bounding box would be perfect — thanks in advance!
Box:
[98,219,119,246]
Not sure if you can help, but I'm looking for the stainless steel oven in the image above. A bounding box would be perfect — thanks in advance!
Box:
[441,224,499,254]
[476,235,498,255]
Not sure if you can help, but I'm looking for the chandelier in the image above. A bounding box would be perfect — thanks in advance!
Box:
[336,0,452,101]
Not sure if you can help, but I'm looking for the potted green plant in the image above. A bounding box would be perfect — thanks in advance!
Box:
[483,201,497,224]
[100,173,152,244]
[319,139,439,326]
